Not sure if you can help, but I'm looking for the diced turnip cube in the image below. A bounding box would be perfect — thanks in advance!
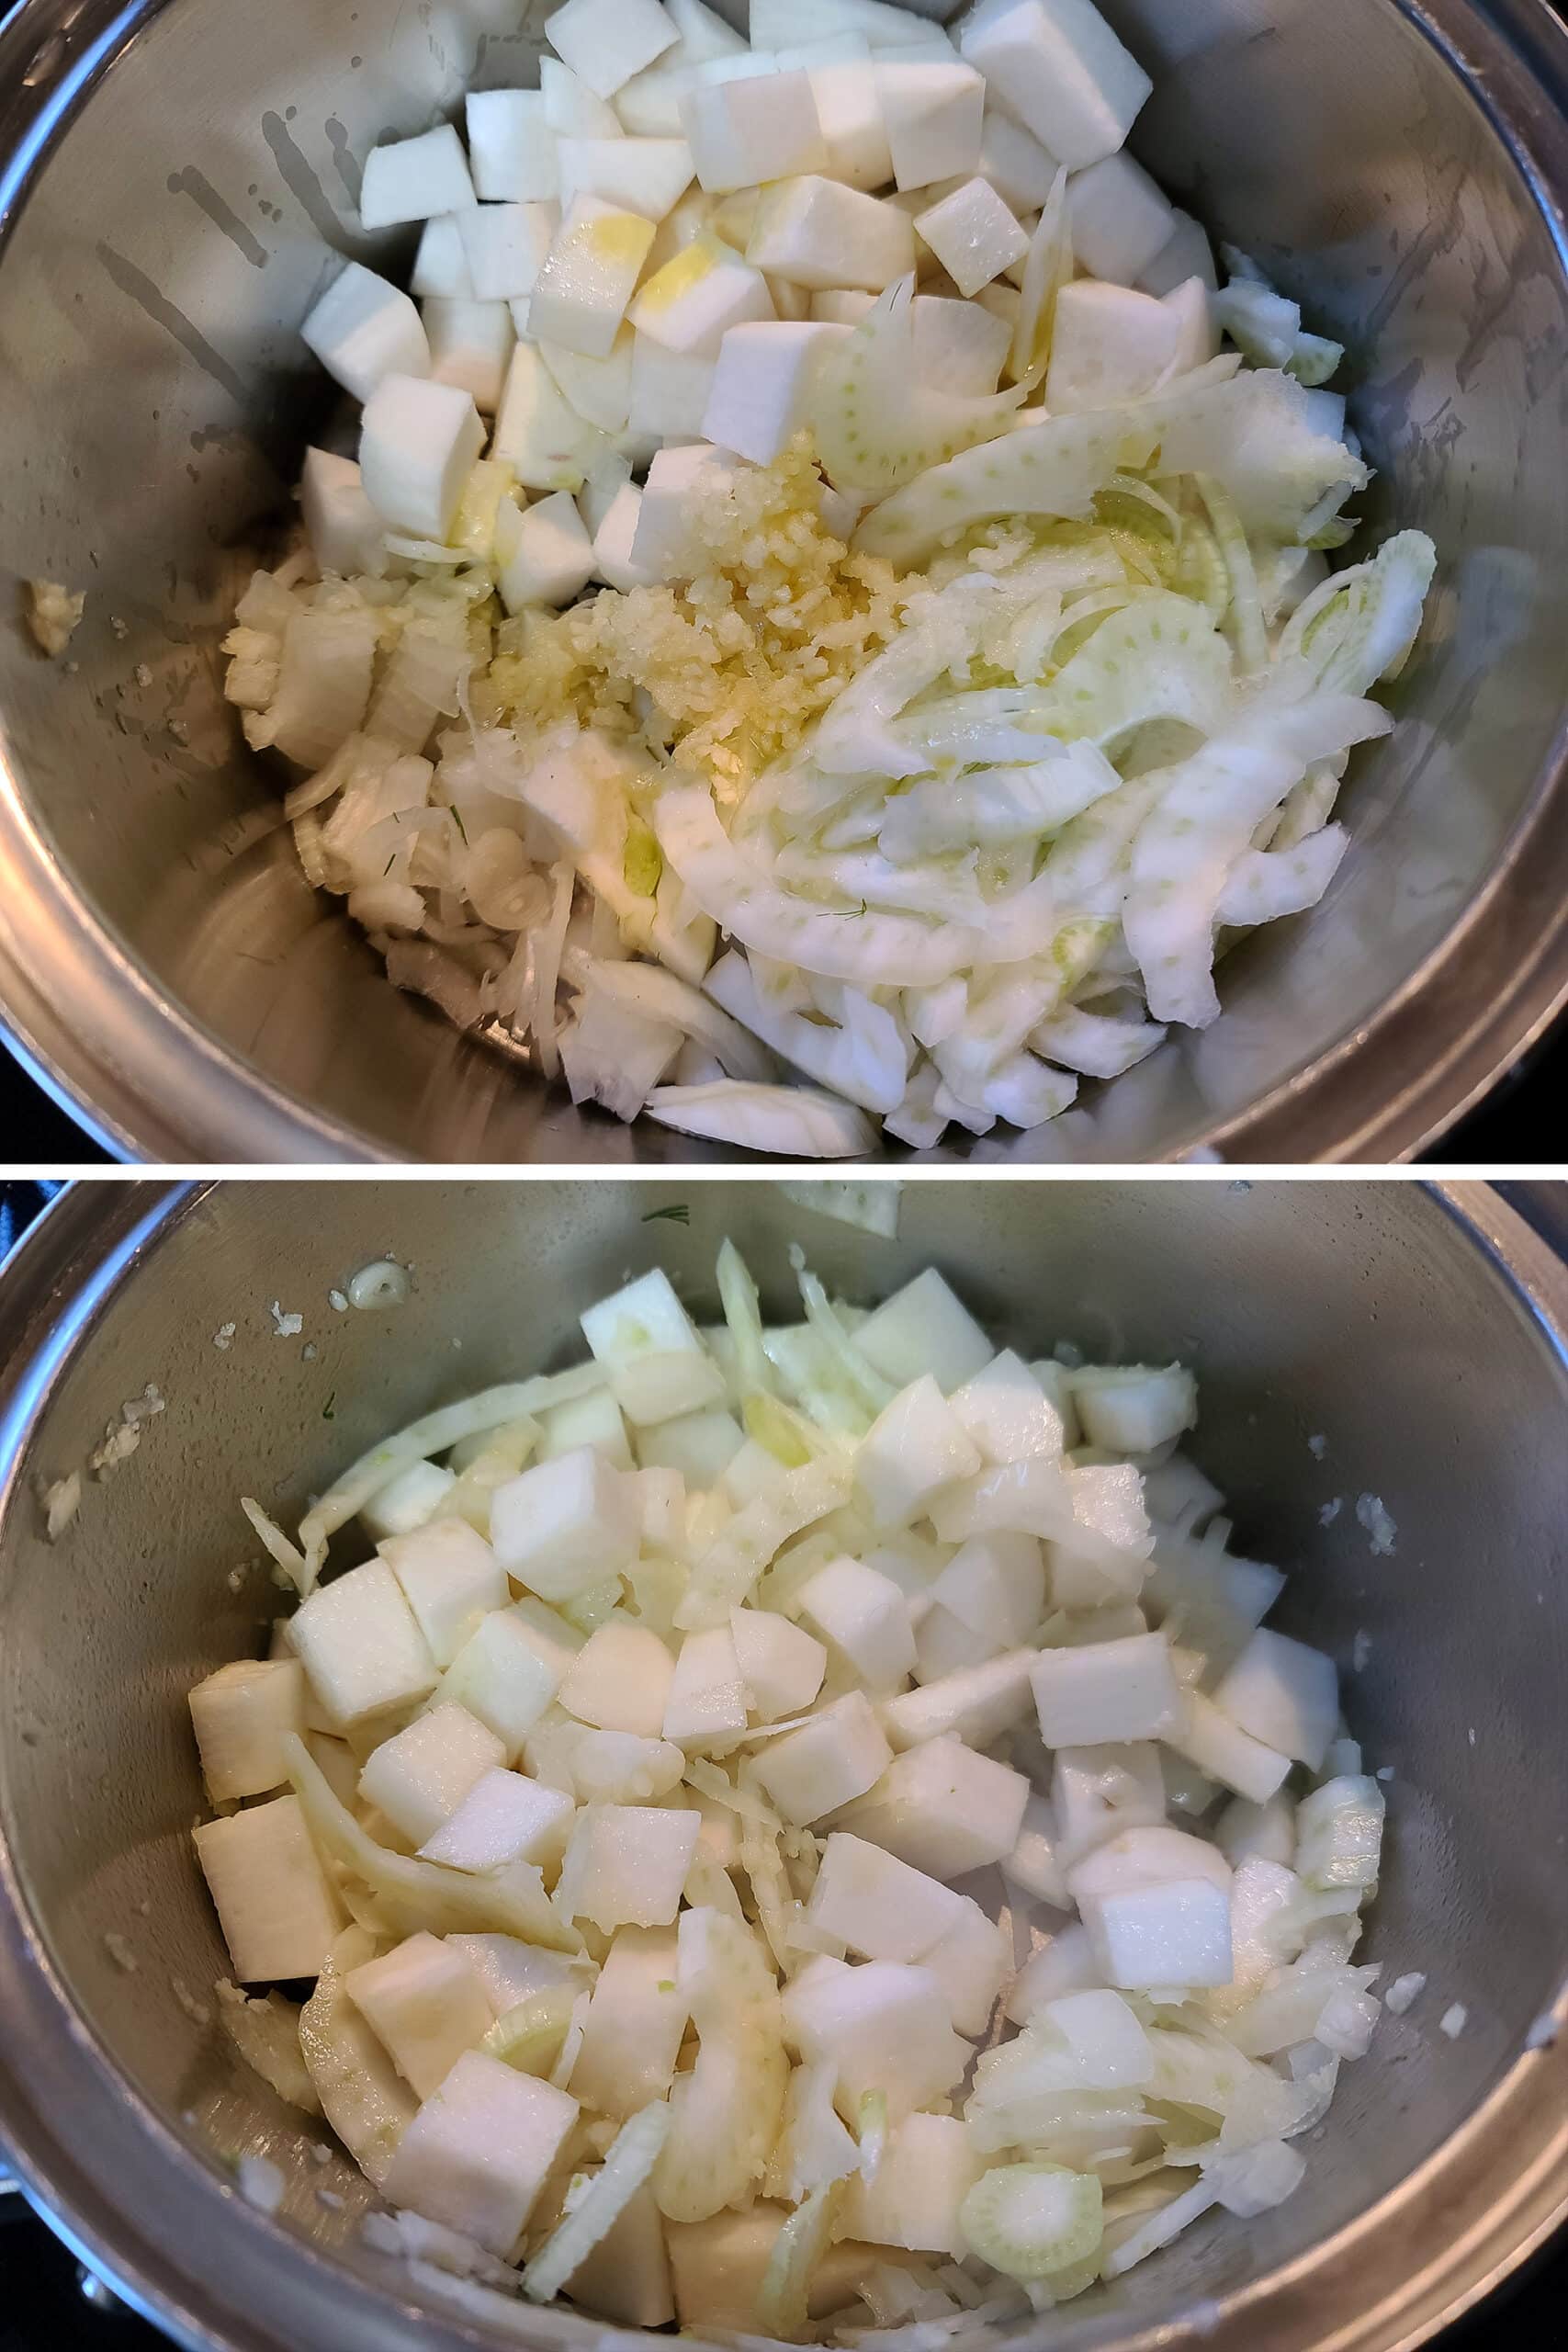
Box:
[570,1924,688,2114]
[663,1623,749,1741]
[557,1803,701,1929]
[301,262,429,403]
[839,2113,982,2256]
[465,92,558,206]
[422,297,515,412]
[929,1531,1046,1647]
[457,201,558,303]
[1162,275,1219,375]
[682,70,826,193]
[541,329,637,434]
[699,318,843,463]
[796,1556,917,1689]
[188,1657,305,1802]
[1212,1630,1339,1772]
[490,1446,641,1601]
[639,1406,744,1486]
[290,1556,439,1727]
[1040,1984,1155,2083]
[381,2050,580,2253]
[1032,1632,1182,1747]
[191,1794,344,1983]
[543,56,626,137]
[1043,277,1180,412]
[1066,151,1174,286]
[807,1832,968,1961]
[807,51,893,191]
[627,333,717,435]
[359,126,477,230]
[436,1603,577,1758]
[581,1271,728,1426]
[357,1702,504,1844]
[1140,1537,1284,1678]
[447,1933,581,2016]
[977,106,1057,210]
[300,448,385,579]
[919,1896,1009,2033]
[931,1457,1076,1546]
[1215,1789,1297,1870]
[1168,1690,1291,1805]
[492,342,607,491]
[541,1388,634,1470]
[1004,1920,1099,2021]
[547,0,681,99]
[750,1690,892,1824]
[1080,1877,1233,1988]
[362,1459,458,1542]
[631,234,774,352]
[783,1957,969,2119]
[854,1269,993,1394]
[1136,205,1218,297]
[495,489,596,611]
[1003,1788,1069,1905]
[877,60,984,191]
[345,1930,492,2095]
[529,195,655,357]
[958,0,1151,170]
[915,1604,999,1681]
[418,1766,576,1870]
[568,2186,673,2327]
[949,1352,1065,1468]
[380,1516,509,1668]
[630,440,741,580]
[882,1647,1038,1752]
[591,481,658,589]
[729,1605,828,1720]
[1294,1774,1384,1891]
[559,1621,676,1736]
[1067,1822,1231,1902]
[841,1733,1030,1878]
[857,1380,982,1535]
[914,175,1027,295]
[746,177,914,293]
[559,134,695,220]
[667,2205,873,2333]
[359,374,485,542]
[1052,1740,1165,1868]
[530,1721,684,1804]
[412,215,476,297]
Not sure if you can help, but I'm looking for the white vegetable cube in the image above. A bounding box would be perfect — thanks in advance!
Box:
[559,1621,676,1736]
[543,57,629,136]
[1003,1789,1069,1906]
[682,71,827,193]
[418,1767,576,1871]
[1215,1790,1297,1870]
[949,1352,1065,1468]
[667,2206,871,2334]
[1294,1774,1385,1892]
[447,1934,580,2017]
[796,1555,917,1689]
[569,2184,675,2328]
[344,1930,492,2096]
[1043,278,1180,413]
[628,441,741,581]
[570,1925,688,2114]
[467,90,559,202]
[698,320,845,464]
[838,2113,982,2256]
[379,1516,509,1668]
[290,1557,438,1727]
[842,1733,1029,1879]
[528,197,654,357]
[359,374,485,542]
[436,1604,574,1758]
[547,0,681,100]
[192,1795,344,1983]
[542,1387,634,1469]
[492,342,606,492]
[300,448,386,579]
[747,178,914,294]
[581,1270,728,1426]
[362,1459,458,1543]
[495,489,597,612]
[919,1897,1009,2034]
[1162,274,1219,374]
[854,1269,993,1394]
[807,1832,967,1962]
[1168,1689,1291,1805]
[359,126,477,229]
[877,61,985,192]
[1067,1823,1232,1901]
[1040,1984,1155,2083]
[729,1605,827,1721]
[855,1379,983,1534]
[592,481,659,590]
[559,135,695,220]
[188,1657,305,1802]
[557,1804,701,1930]
[915,176,1027,296]
[380,2050,580,2254]
[1079,1878,1234,1989]
[881,1647,1038,1752]
[421,297,515,412]
[458,202,558,302]
[809,52,893,190]
[958,0,1151,170]
[930,1532,1046,1647]
[1032,1633,1183,1747]
[301,262,429,402]
[977,107,1058,211]
[663,1624,749,1742]
[1004,1921,1099,2021]
[1137,207,1218,297]
[412,215,475,298]
[630,234,775,353]
[783,1958,969,2118]
[750,1690,891,1824]
[1052,1740,1165,1867]
[356,1702,505,1843]
[490,1446,641,1600]
[638,1406,743,1486]
[1212,1629,1339,1771]
[1066,152,1174,286]
[915,1604,998,1682]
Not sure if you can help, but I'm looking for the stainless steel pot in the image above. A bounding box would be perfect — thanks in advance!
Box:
[2,1,1568,1161]
[0,1178,1564,2352]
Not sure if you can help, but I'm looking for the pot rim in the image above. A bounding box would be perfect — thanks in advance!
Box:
[3,0,1568,1162]
[0,1176,1564,2352]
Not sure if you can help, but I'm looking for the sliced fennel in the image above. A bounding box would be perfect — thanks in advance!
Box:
[809,277,1024,497]
[523,2101,673,2302]
[959,2165,1105,2284]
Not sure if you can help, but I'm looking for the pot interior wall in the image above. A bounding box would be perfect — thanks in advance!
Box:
[0,1179,1565,2345]
[2,0,1566,1159]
